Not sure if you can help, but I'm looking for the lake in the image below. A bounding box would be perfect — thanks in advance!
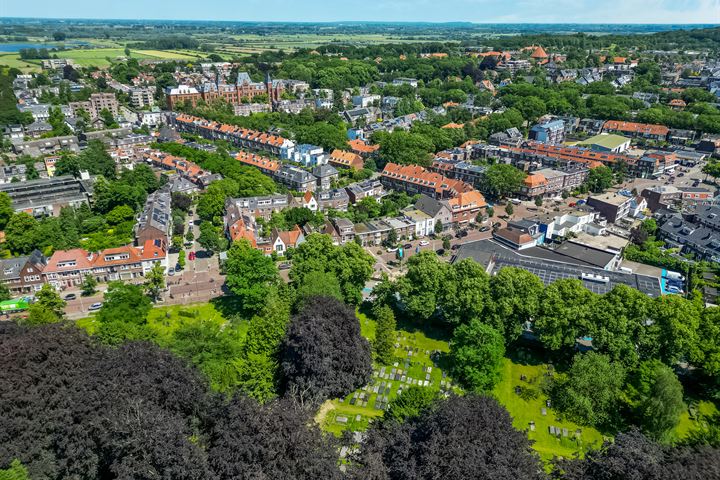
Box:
[0,42,88,53]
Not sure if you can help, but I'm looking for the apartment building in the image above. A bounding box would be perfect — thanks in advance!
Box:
[129,87,155,109]
[380,163,474,200]
[602,120,670,141]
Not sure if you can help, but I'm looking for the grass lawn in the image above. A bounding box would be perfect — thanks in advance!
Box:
[0,53,41,72]
[492,354,605,463]
[75,301,244,340]
[675,399,718,440]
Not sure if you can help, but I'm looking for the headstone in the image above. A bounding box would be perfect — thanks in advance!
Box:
[391,368,396,374]
[549,426,555,435]
[562,428,569,437]
[427,366,432,373]
[373,386,379,394]
[355,415,361,422]
[349,398,356,405]
[394,374,401,381]
[541,408,547,416]
[546,400,552,408]
[529,421,535,431]
[401,375,406,382]
[337,416,348,424]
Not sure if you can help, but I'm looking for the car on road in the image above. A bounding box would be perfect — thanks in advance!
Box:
[188,251,196,261]
[168,268,175,276]
[678,173,685,177]
[88,302,103,311]
[419,240,430,246]
[278,262,291,270]
[435,249,445,255]
[386,246,398,253]
[403,243,412,249]
[451,244,460,250]
[492,222,502,228]
[460,230,468,237]
[480,226,490,232]
[64,293,77,301]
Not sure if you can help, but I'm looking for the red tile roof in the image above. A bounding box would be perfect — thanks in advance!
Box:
[603,120,670,137]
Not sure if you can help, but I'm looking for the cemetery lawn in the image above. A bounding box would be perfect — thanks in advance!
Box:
[319,313,452,436]
[492,357,605,464]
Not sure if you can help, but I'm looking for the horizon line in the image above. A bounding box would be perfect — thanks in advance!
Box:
[1,17,718,26]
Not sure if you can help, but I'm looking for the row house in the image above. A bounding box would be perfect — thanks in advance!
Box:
[346,180,384,204]
[44,242,167,290]
[172,114,295,157]
[225,194,290,222]
[328,149,364,171]
[135,191,172,248]
[519,167,588,199]
[311,164,339,191]
[347,139,380,158]
[602,120,670,141]
[234,151,280,176]
[380,163,474,200]
[0,250,47,294]
[274,165,316,192]
[145,150,208,185]
[430,158,486,190]
[446,190,488,224]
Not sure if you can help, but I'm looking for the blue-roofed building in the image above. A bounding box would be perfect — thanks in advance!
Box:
[529,119,565,145]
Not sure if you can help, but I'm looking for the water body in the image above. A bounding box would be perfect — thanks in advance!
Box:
[0,42,88,52]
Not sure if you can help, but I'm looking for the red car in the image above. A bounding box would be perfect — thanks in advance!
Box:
[188,252,196,261]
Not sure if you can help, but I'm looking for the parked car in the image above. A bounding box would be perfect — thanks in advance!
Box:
[419,240,430,246]
[88,302,103,311]
[188,252,196,261]
[278,262,291,270]
[403,243,412,249]
[492,222,502,228]
[64,293,77,301]
[461,230,468,237]
[678,173,685,177]
[168,268,175,276]
[451,244,460,250]
[386,246,398,253]
[480,226,490,232]
[435,249,445,255]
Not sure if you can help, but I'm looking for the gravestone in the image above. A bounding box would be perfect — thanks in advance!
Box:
[562,428,568,437]
[337,416,348,424]
[541,408,547,416]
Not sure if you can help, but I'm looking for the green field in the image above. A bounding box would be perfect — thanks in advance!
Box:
[0,47,207,71]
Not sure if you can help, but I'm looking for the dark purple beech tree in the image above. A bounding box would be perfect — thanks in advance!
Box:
[207,396,343,480]
[551,428,720,480]
[280,295,372,406]
[348,394,546,480]
[0,322,347,480]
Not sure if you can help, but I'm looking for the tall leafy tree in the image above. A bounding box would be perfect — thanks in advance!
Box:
[535,279,596,352]
[143,262,166,302]
[224,239,280,315]
[486,267,544,344]
[553,352,626,429]
[439,258,489,326]
[373,304,397,365]
[450,320,505,392]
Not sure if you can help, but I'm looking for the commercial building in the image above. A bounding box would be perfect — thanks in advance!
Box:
[0,176,94,217]
[578,134,631,153]
[587,193,633,223]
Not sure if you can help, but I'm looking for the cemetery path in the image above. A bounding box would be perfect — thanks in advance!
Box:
[315,400,335,427]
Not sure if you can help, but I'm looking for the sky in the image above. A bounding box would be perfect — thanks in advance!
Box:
[3,0,720,24]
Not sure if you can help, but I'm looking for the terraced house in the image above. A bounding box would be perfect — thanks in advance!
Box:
[380,163,474,200]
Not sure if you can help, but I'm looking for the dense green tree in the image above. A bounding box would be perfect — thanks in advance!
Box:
[648,295,702,366]
[482,164,527,199]
[0,459,30,480]
[96,282,152,345]
[198,221,227,253]
[290,234,374,305]
[625,360,684,442]
[224,239,280,315]
[384,385,439,423]
[486,267,544,343]
[0,192,14,231]
[80,274,97,297]
[535,279,596,352]
[438,258,489,326]
[373,304,397,365]
[450,320,505,392]
[143,262,166,302]
[294,270,343,309]
[4,213,38,255]
[553,352,626,428]
[585,166,615,193]
[395,251,448,321]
